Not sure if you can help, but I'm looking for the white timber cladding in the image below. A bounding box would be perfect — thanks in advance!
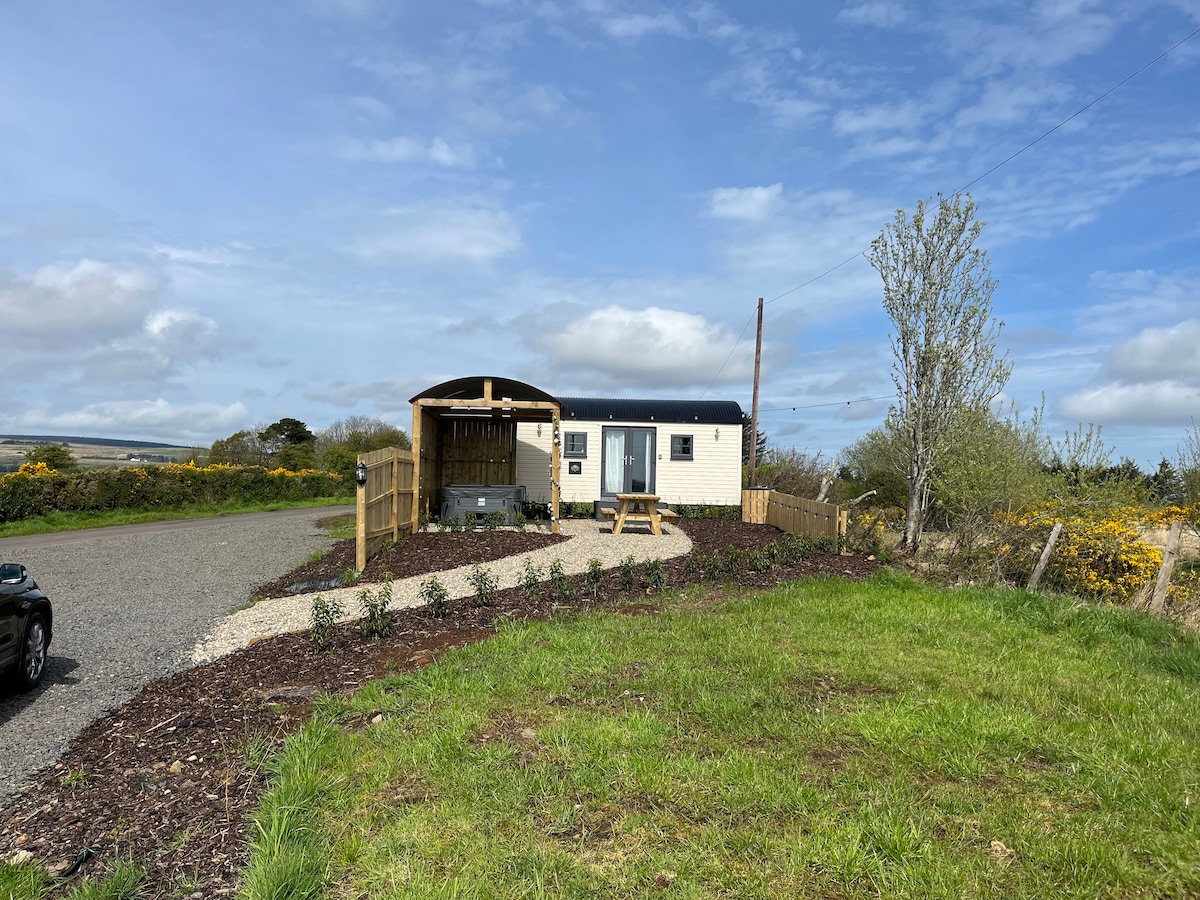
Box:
[515,420,743,506]
[514,421,555,505]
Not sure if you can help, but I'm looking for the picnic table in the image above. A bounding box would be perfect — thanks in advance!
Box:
[599,493,678,536]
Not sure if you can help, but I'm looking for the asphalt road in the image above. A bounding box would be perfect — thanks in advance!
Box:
[0,506,352,805]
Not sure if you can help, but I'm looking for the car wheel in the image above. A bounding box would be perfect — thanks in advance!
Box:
[15,612,48,690]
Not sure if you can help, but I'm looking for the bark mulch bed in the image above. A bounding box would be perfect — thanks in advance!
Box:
[251,527,568,599]
[0,519,878,896]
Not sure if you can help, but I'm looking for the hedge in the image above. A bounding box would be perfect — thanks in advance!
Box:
[0,461,349,524]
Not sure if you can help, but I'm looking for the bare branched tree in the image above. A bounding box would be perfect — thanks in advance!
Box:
[866,193,1011,551]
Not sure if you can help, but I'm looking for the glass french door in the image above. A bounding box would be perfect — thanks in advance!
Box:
[601,427,656,496]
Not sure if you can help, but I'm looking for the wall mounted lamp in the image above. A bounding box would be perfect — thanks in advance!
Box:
[355,461,368,485]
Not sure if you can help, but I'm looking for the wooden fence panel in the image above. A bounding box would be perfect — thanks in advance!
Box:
[438,419,516,487]
[741,488,843,542]
[356,446,415,572]
[742,489,770,524]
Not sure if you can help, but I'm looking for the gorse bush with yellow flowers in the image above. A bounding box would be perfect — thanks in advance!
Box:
[0,460,347,523]
[991,501,1164,605]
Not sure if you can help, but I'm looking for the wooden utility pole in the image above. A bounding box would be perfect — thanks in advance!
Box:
[748,297,764,488]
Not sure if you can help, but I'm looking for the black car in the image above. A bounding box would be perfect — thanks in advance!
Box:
[0,563,52,690]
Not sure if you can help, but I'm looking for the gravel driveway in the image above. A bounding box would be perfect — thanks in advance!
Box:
[0,507,349,805]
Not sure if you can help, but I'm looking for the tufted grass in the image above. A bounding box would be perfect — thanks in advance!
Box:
[238,570,1200,897]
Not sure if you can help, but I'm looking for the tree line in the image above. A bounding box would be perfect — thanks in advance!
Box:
[753,192,1200,552]
[207,415,411,483]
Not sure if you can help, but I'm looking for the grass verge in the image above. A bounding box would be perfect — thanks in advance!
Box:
[0,857,143,899]
[236,570,1200,898]
[0,497,353,539]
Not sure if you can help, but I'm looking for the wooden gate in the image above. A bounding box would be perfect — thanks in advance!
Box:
[356,446,415,571]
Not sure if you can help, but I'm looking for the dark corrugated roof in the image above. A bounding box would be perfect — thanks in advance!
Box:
[558,397,743,424]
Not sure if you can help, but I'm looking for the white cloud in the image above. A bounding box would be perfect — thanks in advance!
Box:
[349,205,523,264]
[942,5,1117,76]
[534,306,762,389]
[1060,381,1200,427]
[837,0,910,28]
[145,307,219,343]
[954,77,1073,128]
[355,56,569,135]
[708,183,783,221]
[335,135,480,167]
[0,259,162,351]
[601,13,686,39]
[716,58,827,127]
[834,100,926,135]
[19,399,249,442]
[347,96,392,122]
[152,243,247,266]
[1078,269,1200,337]
[1108,319,1200,381]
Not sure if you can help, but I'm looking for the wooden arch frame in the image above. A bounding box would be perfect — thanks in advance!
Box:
[410,376,562,534]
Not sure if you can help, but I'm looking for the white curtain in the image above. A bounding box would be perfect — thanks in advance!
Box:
[604,429,624,494]
[631,431,651,492]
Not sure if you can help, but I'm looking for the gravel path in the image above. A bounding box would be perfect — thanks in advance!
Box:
[0,509,347,805]
[192,520,693,663]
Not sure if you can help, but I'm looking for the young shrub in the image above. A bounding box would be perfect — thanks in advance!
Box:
[585,558,605,598]
[703,552,725,583]
[358,578,392,640]
[619,554,638,593]
[482,510,507,531]
[468,564,498,607]
[513,510,528,532]
[643,558,666,593]
[747,547,771,573]
[519,558,543,601]
[723,548,747,578]
[548,558,574,601]
[419,576,449,619]
[684,554,704,582]
[309,594,344,651]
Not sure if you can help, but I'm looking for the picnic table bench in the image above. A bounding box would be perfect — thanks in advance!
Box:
[600,493,677,536]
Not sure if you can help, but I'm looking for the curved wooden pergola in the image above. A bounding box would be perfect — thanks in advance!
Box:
[410,376,562,534]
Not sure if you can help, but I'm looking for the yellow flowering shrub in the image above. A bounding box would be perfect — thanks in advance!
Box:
[0,460,347,523]
[14,461,57,478]
[995,501,1163,605]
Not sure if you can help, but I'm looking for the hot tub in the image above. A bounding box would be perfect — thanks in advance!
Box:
[439,485,527,525]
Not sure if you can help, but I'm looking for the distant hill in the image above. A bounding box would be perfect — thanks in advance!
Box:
[0,434,193,450]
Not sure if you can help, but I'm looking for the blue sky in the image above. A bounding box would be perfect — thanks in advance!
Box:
[1,0,1197,467]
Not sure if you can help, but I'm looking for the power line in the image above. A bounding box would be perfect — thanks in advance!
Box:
[698,311,755,399]
[956,25,1200,195]
[699,24,1200,396]
[756,395,894,413]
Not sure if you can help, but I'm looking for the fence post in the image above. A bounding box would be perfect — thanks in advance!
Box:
[355,464,367,573]
[1026,522,1063,591]
[1149,520,1183,615]
[390,447,399,542]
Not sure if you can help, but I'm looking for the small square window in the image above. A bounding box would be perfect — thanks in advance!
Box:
[671,434,693,460]
[564,432,587,458]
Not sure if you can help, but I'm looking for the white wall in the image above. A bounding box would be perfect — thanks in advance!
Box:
[515,420,554,504]
[516,419,742,506]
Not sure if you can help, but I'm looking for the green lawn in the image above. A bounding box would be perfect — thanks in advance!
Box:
[236,570,1200,898]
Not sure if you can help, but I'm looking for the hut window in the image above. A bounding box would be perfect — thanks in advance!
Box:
[564,432,587,458]
[670,434,693,460]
